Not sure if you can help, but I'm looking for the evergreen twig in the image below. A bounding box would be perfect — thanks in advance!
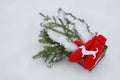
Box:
[32,29,71,67]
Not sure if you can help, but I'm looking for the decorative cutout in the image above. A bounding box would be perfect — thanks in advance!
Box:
[79,45,98,59]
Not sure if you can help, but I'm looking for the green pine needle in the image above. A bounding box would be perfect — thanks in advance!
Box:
[32,29,71,67]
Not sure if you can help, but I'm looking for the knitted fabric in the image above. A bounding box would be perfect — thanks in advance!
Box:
[69,35,107,70]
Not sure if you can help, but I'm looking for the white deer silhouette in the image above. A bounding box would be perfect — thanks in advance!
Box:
[79,45,98,59]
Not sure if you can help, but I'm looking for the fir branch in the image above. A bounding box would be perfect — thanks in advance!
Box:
[41,19,80,42]
[33,29,71,67]
[59,8,97,35]
[39,12,51,21]
[38,29,56,44]
[39,8,96,42]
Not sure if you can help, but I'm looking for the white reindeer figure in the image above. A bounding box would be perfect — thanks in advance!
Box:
[79,45,98,59]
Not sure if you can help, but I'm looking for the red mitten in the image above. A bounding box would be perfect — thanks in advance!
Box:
[68,36,97,62]
[74,39,84,46]
[85,35,97,50]
[69,40,84,62]
[83,35,107,70]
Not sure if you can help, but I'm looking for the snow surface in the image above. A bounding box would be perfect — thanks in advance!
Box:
[0,0,120,80]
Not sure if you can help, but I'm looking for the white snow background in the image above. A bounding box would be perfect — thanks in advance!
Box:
[0,0,120,80]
